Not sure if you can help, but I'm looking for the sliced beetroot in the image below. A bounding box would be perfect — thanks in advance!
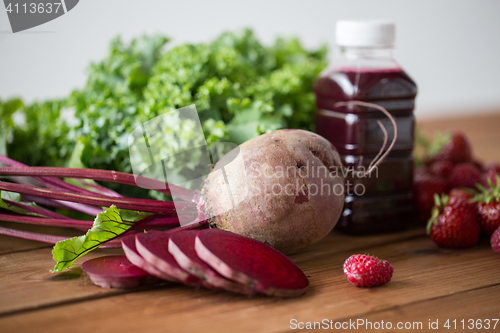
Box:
[135,231,207,288]
[81,255,158,289]
[169,230,252,295]
[195,229,309,297]
[121,234,175,282]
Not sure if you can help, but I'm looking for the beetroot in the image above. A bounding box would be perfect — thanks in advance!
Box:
[135,231,208,288]
[195,229,309,297]
[121,234,173,281]
[201,130,345,254]
[168,230,251,295]
[81,255,158,289]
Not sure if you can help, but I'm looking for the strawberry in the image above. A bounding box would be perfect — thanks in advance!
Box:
[473,159,485,172]
[343,254,393,288]
[472,175,500,235]
[427,193,480,248]
[491,227,500,254]
[482,163,500,187]
[479,203,500,235]
[414,165,430,178]
[429,160,454,180]
[448,163,482,189]
[426,132,472,165]
[448,187,473,201]
[485,163,500,174]
[414,172,448,222]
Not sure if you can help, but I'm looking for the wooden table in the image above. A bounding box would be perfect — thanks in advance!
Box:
[1,114,500,333]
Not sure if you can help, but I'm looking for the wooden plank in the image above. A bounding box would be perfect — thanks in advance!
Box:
[0,247,126,315]
[348,284,500,332]
[0,228,423,316]
[0,236,499,333]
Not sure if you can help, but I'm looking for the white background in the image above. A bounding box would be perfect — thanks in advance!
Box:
[0,0,499,119]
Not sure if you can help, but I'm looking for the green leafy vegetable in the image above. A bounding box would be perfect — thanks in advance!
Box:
[5,29,327,198]
[51,205,133,272]
[7,100,69,168]
[0,98,23,157]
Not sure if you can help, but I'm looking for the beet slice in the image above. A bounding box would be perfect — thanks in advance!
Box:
[135,231,207,288]
[81,255,158,289]
[195,229,309,297]
[121,234,175,282]
[169,230,252,295]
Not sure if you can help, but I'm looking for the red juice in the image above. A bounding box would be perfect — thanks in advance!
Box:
[314,21,418,234]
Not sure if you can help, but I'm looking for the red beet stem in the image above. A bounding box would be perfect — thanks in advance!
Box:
[0,213,179,229]
[0,214,92,228]
[0,155,113,197]
[136,216,180,229]
[0,225,125,248]
[20,194,104,216]
[0,225,68,244]
[54,200,104,216]
[3,199,72,220]
[70,179,123,197]
[0,166,194,201]
[0,180,191,214]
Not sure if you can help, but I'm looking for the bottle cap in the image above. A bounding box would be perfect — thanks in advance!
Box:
[336,20,395,47]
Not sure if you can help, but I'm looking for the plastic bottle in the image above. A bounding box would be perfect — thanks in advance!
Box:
[314,20,418,234]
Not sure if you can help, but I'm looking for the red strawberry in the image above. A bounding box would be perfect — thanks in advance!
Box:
[448,187,473,201]
[414,165,430,178]
[479,202,500,235]
[429,160,454,180]
[343,254,393,288]
[485,163,500,174]
[414,172,448,222]
[426,132,472,165]
[473,159,485,172]
[473,175,500,235]
[491,227,500,254]
[448,163,482,189]
[427,194,480,248]
[482,163,500,187]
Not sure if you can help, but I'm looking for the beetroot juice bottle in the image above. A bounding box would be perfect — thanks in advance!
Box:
[314,21,417,234]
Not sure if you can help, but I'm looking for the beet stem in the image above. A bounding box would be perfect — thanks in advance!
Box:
[0,225,68,244]
[3,199,72,220]
[70,179,123,197]
[0,166,195,201]
[0,155,112,197]
[0,213,92,228]
[19,194,103,216]
[0,180,191,213]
